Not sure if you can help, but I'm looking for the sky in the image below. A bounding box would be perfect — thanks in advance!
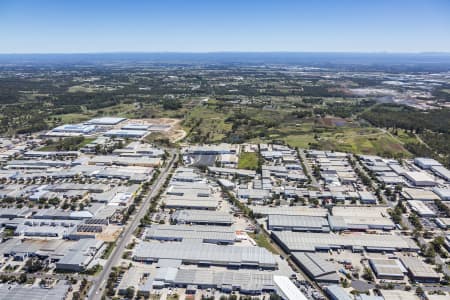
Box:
[0,0,450,54]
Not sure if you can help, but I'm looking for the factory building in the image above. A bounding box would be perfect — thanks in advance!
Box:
[85,117,126,125]
[133,241,277,269]
[369,258,405,280]
[272,231,419,253]
[55,238,104,272]
[267,215,330,232]
[144,225,236,244]
[407,200,436,217]
[403,171,436,187]
[291,252,339,283]
[433,188,450,201]
[104,129,148,138]
[414,157,442,170]
[400,256,440,283]
[171,210,233,226]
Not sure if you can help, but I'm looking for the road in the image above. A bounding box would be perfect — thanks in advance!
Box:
[89,152,177,300]
[297,149,319,188]
[351,154,389,203]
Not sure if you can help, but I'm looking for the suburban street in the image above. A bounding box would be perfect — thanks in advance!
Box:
[89,152,177,300]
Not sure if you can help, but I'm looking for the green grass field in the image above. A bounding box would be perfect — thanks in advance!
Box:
[238,152,260,170]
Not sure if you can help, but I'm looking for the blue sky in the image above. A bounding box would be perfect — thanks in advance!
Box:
[1,0,449,53]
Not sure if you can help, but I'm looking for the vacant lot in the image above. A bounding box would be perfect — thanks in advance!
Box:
[238,152,260,170]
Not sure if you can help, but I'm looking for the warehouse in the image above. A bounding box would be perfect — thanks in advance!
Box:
[271,231,419,253]
[88,155,161,167]
[414,157,442,170]
[407,200,436,217]
[156,268,279,295]
[171,210,233,226]
[325,285,352,300]
[55,238,104,271]
[250,205,328,217]
[0,280,70,300]
[172,168,204,182]
[400,256,440,283]
[431,165,450,181]
[145,224,236,244]
[121,124,150,131]
[208,166,256,177]
[133,241,277,269]
[164,198,218,210]
[186,144,237,155]
[267,215,330,232]
[369,258,405,280]
[104,129,148,138]
[433,188,450,201]
[24,150,79,159]
[328,215,395,231]
[435,218,450,229]
[358,191,377,204]
[273,275,308,300]
[403,188,439,201]
[50,123,96,135]
[237,188,271,202]
[86,117,126,125]
[291,252,339,283]
[403,171,436,187]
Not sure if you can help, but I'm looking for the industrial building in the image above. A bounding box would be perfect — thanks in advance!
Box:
[133,241,277,269]
[407,200,436,217]
[400,256,440,283]
[430,165,450,181]
[414,157,442,170]
[151,268,290,295]
[403,171,436,187]
[291,252,339,283]
[369,258,405,280]
[267,215,330,232]
[144,224,236,244]
[403,188,439,201]
[272,231,420,253]
[171,210,233,226]
[55,238,104,271]
[85,117,126,125]
[104,129,148,138]
[328,215,395,231]
[433,187,450,201]
[49,123,96,136]
[0,281,70,300]
[325,284,353,300]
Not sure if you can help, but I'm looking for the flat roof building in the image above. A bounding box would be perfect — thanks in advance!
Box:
[325,285,352,300]
[414,157,442,170]
[407,200,436,217]
[433,187,450,201]
[133,241,277,269]
[145,224,236,244]
[292,252,339,283]
[268,215,330,232]
[86,117,126,125]
[404,171,436,187]
[400,256,440,283]
[171,210,233,226]
[369,258,405,280]
[272,231,419,253]
[431,165,450,181]
[104,129,148,138]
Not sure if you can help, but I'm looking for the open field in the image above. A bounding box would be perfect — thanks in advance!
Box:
[238,152,260,170]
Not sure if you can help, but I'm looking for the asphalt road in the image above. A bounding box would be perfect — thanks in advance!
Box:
[88,152,177,300]
[298,149,319,188]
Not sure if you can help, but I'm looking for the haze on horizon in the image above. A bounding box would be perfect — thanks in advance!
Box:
[0,0,450,54]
